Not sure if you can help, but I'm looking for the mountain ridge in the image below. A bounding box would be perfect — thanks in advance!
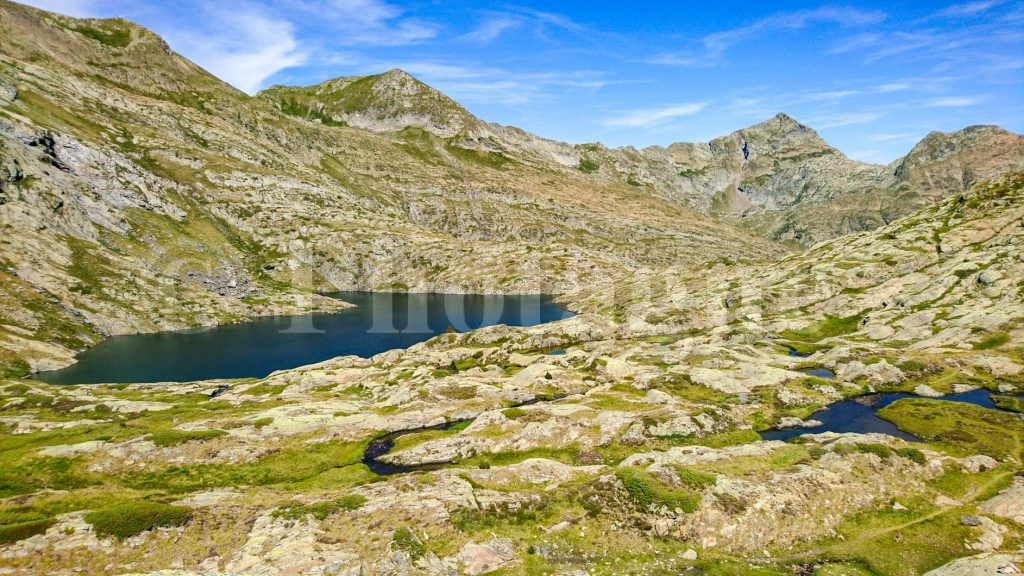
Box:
[260,64,1022,246]
[0,3,1023,574]
[0,0,1022,376]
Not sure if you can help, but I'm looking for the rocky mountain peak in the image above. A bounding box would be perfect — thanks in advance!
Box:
[259,68,478,137]
[891,125,1024,193]
[737,112,828,151]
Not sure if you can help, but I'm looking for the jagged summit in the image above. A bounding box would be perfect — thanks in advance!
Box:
[730,112,832,157]
[259,68,478,137]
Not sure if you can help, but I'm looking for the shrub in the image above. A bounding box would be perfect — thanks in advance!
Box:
[973,332,1010,350]
[0,518,55,544]
[616,467,655,509]
[578,159,599,173]
[251,417,274,429]
[855,443,894,459]
[501,407,527,420]
[272,494,366,521]
[616,467,702,513]
[0,508,56,544]
[780,313,865,343]
[896,447,927,465]
[148,429,227,447]
[833,443,856,456]
[673,467,716,490]
[84,501,192,539]
[392,527,427,560]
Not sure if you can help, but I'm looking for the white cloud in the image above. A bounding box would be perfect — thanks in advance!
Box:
[461,15,523,43]
[925,95,989,107]
[802,90,860,102]
[874,82,911,93]
[813,112,884,129]
[281,0,436,46]
[703,7,886,57]
[163,5,307,94]
[606,103,708,128]
[935,0,1003,18]
[652,7,886,67]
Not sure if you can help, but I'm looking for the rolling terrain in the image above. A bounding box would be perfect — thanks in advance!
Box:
[0,2,1022,575]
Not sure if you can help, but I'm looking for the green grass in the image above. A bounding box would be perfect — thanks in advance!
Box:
[238,383,288,396]
[615,466,702,513]
[272,494,366,521]
[992,394,1024,413]
[878,398,1024,460]
[125,437,370,493]
[823,506,975,576]
[84,501,192,539]
[780,313,865,343]
[390,421,471,453]
[0,507,56,544]
[683,428,761,448]
[445,143,511,170]
[502,407,528,420]
[392,527,427,560]
[578,158,599,173]
[71,23,132,48]
[148,429,227,447]
[972,331,1010,350]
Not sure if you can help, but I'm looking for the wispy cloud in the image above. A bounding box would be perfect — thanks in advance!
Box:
[802,90,860,102]
[874,82,911,93]
[606,103,708,128]
[160,4,307,94]
[934,0,1003,19]
[651,6,886,67]
[925,95,990,107]
[461,15,523,43]
[812,112,885,129]
[306,0,437,45]
[508,6,586,33]
[704,7,886,55]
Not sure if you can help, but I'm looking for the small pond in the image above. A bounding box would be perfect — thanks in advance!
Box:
[760,388,1017,442]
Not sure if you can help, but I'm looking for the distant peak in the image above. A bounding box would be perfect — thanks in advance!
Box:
[763,112,807,130]
[739,112,818,140]
[382,68,414,79]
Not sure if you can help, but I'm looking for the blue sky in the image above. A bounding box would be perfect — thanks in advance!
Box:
[23,0,1024,162]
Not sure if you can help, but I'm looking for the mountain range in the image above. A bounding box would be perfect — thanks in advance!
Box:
[1,3,1024,575]
[2,2,1019,376]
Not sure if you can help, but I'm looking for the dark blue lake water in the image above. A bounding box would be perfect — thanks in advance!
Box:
[760,388,1010,442]
[36,292,572,385]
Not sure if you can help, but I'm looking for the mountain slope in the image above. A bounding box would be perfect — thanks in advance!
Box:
[260,68,478,137]
[584,115,1023,246]
[264,66,1024,250]
[0,0,780,374]
[0,174,1019,576]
